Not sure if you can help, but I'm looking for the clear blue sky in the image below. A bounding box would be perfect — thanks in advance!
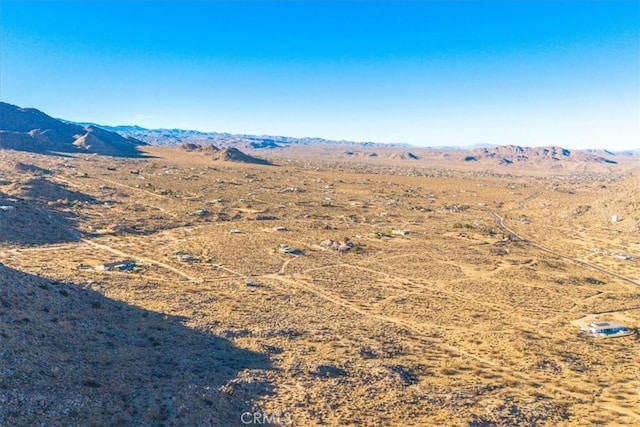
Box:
[1,1,638,149]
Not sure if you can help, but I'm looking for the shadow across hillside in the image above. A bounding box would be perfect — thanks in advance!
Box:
[0,192,81,245]
[15,162,54,175]
[20,177,97,204]
[0,265,273,426]
[0,176,100,245]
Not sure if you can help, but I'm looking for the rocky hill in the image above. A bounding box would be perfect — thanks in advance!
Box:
[177,142,270,164]
[0,103,145,157]
[212,147,271,165]
[179,142,220,153]
[389,151,420,160]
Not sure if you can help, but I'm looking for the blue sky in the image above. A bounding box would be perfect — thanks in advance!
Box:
[1,1,638,149]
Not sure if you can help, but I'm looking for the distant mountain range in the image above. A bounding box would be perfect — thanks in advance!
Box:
[426,143,500,151]
[463,145,619,165]
[79,122,638,159]
[0,102,145,157]
[1,103,637,165]
[582,148,640,157]
[73,122,413,150]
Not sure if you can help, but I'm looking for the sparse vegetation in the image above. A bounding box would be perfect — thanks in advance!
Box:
[0,145,638,426]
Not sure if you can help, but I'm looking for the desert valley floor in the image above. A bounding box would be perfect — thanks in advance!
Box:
[1,146,639,426]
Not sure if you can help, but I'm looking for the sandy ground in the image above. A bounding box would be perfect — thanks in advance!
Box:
[1,147,639,426]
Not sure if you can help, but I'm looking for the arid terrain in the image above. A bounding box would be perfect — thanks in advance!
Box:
[1,140,639,426]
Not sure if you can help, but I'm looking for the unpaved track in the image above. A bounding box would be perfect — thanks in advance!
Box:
[491,212,639,287]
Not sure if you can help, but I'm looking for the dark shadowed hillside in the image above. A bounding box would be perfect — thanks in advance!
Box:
[0,265,272,426]
[0,184,84,245]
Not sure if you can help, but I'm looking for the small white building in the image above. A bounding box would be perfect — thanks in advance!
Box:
[611,215,618,223]
[583,321,633,338]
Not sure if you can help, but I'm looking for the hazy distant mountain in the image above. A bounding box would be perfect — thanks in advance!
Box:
[462,145,618,165]
[0,103,145,157]
[580,149,617,157]
[428,143,499,150]
[74,123,149,133]
[77,122,412,150]
[603,149,640,157]
[27,114,635,162]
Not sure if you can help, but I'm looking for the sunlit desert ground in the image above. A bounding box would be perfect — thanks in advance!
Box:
[1,146,638,426]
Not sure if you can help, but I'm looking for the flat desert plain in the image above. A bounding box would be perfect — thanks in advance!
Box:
[1,146,639,426]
